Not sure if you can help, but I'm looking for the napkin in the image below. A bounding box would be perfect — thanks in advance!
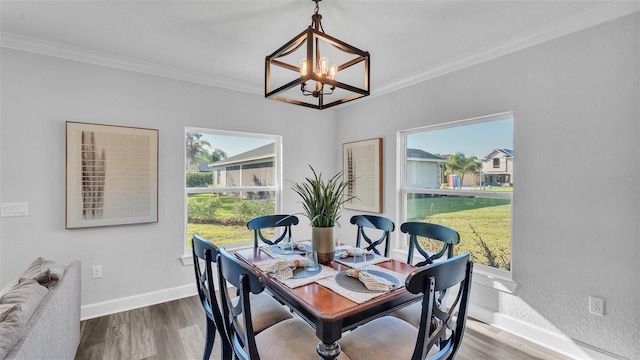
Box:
[278,241,307,251]
[272,259,311,279]
[346,269,395,291]
[338,247,373,258]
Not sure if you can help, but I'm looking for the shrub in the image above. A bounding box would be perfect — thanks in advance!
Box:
[188,194,222,222]
[186,172,213,187]
[233,200,274,221]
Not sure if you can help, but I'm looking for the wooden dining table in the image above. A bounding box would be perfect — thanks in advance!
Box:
[235,247,421,360]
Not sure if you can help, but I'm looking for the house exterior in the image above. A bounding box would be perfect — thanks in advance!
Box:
[209,143,275,192]
[197,161,211,172]
[405,149,445,189]
[481,149,513,186]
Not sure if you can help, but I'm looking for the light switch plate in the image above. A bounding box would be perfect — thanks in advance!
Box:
[1,202,29,217]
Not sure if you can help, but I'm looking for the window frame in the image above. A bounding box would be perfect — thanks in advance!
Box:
[182,127,283,260]
[396,112,514,282]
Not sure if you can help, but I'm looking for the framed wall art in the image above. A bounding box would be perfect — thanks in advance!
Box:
[65,121,159,229]
[342,138,383,213]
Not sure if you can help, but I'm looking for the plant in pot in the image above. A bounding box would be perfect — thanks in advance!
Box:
[291,165,355,264]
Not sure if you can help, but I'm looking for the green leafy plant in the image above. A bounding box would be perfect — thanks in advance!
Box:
[232,200,274,221]
[290,165,355,227]
[188,194,222,222]
[186,172,213,187]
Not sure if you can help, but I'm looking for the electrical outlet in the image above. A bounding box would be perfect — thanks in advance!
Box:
[589,296,604,316]
[91,265,103,279]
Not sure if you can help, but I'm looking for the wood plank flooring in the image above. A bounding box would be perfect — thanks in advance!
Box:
[76,295,572,360]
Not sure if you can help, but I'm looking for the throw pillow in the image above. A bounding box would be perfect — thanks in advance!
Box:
[0,278,49,324]
[19,257,66,289]
[0,303,24,359]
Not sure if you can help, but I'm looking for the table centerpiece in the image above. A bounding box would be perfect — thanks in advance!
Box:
[291,165,355,264]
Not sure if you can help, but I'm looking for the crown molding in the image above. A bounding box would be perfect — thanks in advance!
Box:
[1,1,637,99]
[372,1,640,98]
[0,32,260,95]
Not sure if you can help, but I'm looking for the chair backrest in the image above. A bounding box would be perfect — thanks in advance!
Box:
[247,214,299,248]
[191,233,230,359]
[217,247,265,360]
[350,215,395,257]
[401,222,460,267]
[405,252,473,360]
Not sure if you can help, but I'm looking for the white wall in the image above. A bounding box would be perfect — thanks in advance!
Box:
[1,10,638,360]
[335,13,639,359]
[0,48,336,308]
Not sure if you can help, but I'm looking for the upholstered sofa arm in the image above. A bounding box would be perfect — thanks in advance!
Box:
[4,260,81,360]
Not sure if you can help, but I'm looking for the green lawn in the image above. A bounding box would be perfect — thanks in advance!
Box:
[186,194,274,247]
[187,223,250,247]
[407,195,511,270]
[186,193,512,270]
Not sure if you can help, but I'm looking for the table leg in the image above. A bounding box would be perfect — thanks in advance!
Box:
[317,341,341,360]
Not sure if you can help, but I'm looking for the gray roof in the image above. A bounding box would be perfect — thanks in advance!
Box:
[197,161,212,172]
[209,143,274,167]
[407,148,446,161]
[483,148,513,159]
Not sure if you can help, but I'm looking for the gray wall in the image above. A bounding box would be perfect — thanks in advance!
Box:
[1,11,638,360]
[0,48,336,306]
[335,13,639,359]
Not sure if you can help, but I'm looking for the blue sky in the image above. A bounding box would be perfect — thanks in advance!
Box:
[200,134,273,157]
[195,117,512,159]
[407,118,513,159]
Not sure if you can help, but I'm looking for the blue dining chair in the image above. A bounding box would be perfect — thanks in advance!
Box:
[390,222,461,328]
[216,247,350,360]
[403,222,460,266]
[247,214,299,249]
[191,233,293,360]
[350,215,395,257]
[191,233,230,360]
[339,253,474,360]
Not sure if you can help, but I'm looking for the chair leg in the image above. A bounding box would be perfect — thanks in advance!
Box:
[221,341,233,360]
[203,317,216,360]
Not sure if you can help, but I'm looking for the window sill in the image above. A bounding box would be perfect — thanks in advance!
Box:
[181,255,193,266]
[181,244,255,266]
[390,249,517,293]
[472,266,517,293]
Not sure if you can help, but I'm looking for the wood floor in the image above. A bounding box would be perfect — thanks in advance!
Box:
[76,295,572,360]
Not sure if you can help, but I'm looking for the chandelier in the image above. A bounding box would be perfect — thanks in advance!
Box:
[265,0,370,110]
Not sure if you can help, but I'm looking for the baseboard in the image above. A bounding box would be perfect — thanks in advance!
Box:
[469,304,626,360]
[81,284,625,359]
[80,284,198,320]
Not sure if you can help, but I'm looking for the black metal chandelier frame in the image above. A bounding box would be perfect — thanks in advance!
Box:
[265,0,370,110]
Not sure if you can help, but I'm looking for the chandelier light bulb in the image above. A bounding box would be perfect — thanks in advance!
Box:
[328,64,338,80]
[300,59,308,76]
[318,57,329,76]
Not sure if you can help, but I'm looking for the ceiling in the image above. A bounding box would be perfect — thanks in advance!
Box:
[1,1,634,101]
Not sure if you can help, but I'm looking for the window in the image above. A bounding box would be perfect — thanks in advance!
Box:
[399,113,513,273]
[184,128,281,253]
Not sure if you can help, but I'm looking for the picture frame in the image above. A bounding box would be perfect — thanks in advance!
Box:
[342,138,383,213]
[65,121,159,229]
